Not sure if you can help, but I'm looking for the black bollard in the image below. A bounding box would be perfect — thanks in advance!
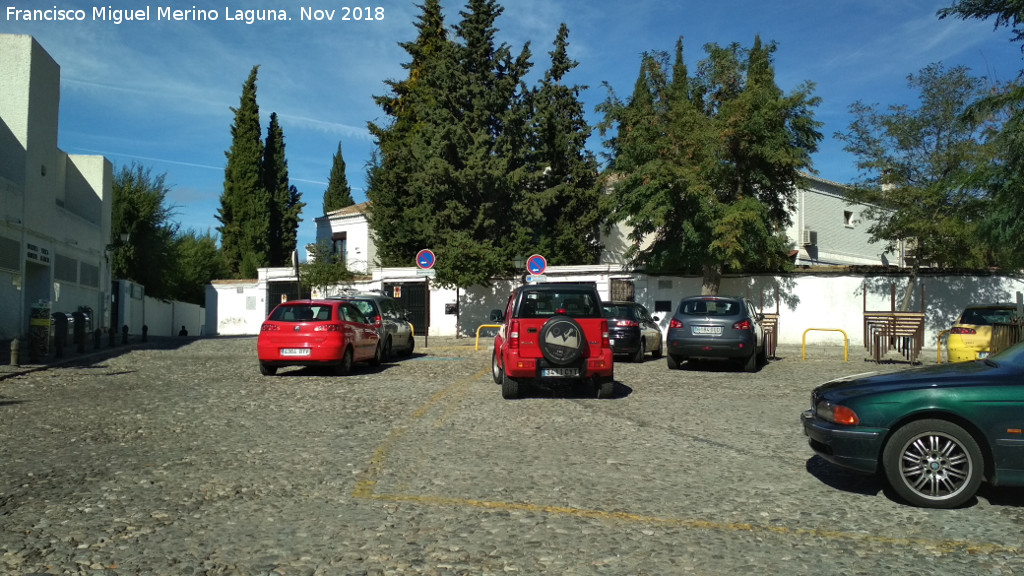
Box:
[142,324,148,342]
[121,324,129,345]
[93,329,101,350]
[108,326,115,347]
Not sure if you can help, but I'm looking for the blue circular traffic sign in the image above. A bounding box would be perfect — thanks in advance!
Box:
[416,249,435,269]
[526,254,547,275]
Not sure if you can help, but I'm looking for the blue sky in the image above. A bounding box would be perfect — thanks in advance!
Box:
[4,0,1021,259]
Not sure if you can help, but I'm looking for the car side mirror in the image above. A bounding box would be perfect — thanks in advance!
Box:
[489,309,504,323]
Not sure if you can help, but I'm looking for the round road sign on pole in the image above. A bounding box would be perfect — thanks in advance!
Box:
[526,254,547,275]
[416,249,436,269]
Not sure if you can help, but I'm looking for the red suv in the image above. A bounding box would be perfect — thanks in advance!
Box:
[490,282,614,399]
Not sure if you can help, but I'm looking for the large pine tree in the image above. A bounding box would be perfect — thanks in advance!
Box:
[322,142,354,213]
[263,112,304,267]
[522,23,601,265]
[217,65,271,278]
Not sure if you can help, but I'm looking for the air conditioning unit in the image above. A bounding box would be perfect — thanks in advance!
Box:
[802,229,817,246]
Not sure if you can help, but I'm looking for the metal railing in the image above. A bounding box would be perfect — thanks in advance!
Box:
[475,324,502,350]
[802,328,848,362]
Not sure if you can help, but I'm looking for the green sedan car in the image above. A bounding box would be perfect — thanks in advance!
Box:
[802,342,1024,508]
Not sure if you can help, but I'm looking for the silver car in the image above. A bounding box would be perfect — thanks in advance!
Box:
[330,293,415,361]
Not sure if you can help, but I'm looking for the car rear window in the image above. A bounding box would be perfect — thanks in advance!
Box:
[602,305,637,319]
[269,304,333,322]
[678,299,740,316]
[959,308,1016,326]
[518,290,601,318]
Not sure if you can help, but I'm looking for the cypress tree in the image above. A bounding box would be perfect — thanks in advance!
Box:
[322,142,354,213]
[263,112,304,267]
[217,65,271,278]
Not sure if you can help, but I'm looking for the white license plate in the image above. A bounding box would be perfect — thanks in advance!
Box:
[692,326,722,336]
[280,348,311,357]
[541,367,579,377]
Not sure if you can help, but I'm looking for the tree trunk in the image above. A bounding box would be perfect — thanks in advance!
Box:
[899,262,920,312]
[701,264,722,295]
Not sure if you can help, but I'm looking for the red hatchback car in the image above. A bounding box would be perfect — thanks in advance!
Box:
[257,299,381,376]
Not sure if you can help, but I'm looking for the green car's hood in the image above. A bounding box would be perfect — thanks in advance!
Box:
[817,360,1001,399]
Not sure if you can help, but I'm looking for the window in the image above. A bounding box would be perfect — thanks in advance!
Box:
[844,210,855,227]
[331,232,347,262]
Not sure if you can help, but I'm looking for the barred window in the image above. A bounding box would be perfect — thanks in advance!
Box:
[80,262,100,288]
[54,253,78,283]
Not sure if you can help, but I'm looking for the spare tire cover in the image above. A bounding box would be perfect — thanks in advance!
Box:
[539,315,586,366]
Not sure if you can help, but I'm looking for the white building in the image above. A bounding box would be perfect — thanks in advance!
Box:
[0,34,113,341]
[313,202,375,274]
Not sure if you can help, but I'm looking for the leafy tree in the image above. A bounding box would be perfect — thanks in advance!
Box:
[170,229,229,305]
[217,65,271,278]
[938,0,1024,45]
[299,241,352,296]
[263,112,305,267]
[111,162,178,299]
[939,0,1024,270]
[519,23,602,264]
[835,62,999,306]
[322,141,354,213]
[598,37,821,294]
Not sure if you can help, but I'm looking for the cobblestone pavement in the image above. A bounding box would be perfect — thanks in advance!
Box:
[2,337,1024,575]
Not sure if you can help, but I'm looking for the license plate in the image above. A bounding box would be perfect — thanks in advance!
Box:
[541,367,579,377]
[280,348,311,357]
[692,326,722,336]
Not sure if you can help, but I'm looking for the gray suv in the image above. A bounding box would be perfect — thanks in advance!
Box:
[330,292,415,361]
[665,295,767,372]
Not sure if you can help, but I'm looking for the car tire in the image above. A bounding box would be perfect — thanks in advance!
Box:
[538,315,586,366]
[596,376,615,399]
[632,340,645,363]
[667,355,681,370]
[382,337,392,363]
[369,341,383,367]
[757,340,768,367]
[404,335,415,357]
[501,372,520,399]
[742,349,758,373]
[651,337,663,359]
[491,350,503,385]
[882,419,984,509]
[259,362,277,376]
[335,347,354,376]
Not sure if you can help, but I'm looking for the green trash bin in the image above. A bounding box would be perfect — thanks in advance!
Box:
[28,303,50,362]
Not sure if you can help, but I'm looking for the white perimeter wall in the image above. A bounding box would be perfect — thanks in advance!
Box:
[207,267,1024,351]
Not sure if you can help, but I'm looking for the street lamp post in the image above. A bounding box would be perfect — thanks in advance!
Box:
[512,254,526,286]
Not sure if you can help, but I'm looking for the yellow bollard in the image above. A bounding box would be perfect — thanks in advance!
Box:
[802,328,849,362]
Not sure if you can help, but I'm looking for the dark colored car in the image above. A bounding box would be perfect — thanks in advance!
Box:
[257,299,381,376]
[665,296,767,372]
[602,301,663,362]
[331,292,415,361]
[490,282,614,399]
[802,342,1024,508]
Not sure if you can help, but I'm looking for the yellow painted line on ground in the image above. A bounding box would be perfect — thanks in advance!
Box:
[351,367,1021,557]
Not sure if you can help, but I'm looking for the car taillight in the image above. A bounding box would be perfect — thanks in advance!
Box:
[372,315,382,327]
[261,324,278,331]
[314,324,341,332]
[510,320,520,349]
[615,320,639,327]
[733,319,751,331]
[950,327,976,335]
[601,319,610,348]
[669,319,684,329]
